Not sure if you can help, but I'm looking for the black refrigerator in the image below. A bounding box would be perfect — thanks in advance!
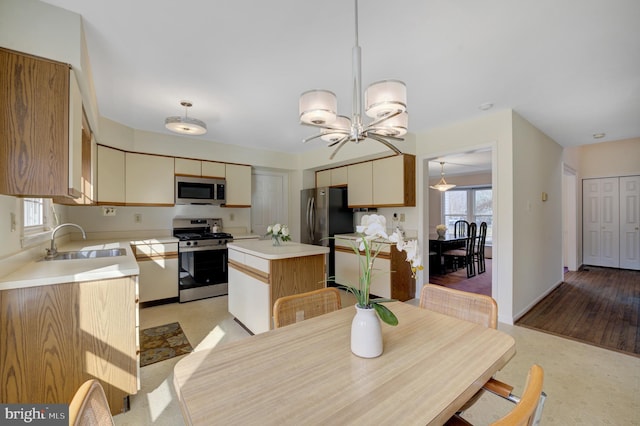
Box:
[300,187,354,282]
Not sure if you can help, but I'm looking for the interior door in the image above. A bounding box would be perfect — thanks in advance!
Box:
[620,176,640,270]
[583,178,619,267]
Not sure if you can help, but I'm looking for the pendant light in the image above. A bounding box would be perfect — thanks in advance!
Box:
[298,0,408,159]
[430,162,456,192]
[165,101,207,136]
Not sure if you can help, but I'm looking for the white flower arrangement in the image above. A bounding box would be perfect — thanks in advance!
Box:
[436,224,447,232]
[266,223,291,242]
[336,214,423,326]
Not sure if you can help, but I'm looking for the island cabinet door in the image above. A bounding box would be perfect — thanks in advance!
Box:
[228,266,271,334]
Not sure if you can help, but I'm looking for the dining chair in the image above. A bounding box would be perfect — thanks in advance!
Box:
[273,287,342,328]
[474,222,488,274]
[445,364,546,426]
[444,222,477,277]
[420,285,547,425]
[69,379,115,426]
[453,220,470,238]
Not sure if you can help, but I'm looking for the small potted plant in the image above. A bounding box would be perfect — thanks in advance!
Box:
[266,223,291,246]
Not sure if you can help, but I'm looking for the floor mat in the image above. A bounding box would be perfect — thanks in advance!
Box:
[140,322,193,367]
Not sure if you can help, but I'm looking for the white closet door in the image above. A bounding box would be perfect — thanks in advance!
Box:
[620,176,640,270]
[583,178,619,267]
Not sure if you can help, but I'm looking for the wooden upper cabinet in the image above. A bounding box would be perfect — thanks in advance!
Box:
[225,163,251,207]
[125,152,175,205]
[347,162,373,207]
[96,145,125,205]
[0,47,74,197]
[175,158,201,176]
[372,154,416,207]
[316,169,331,187]
[201,161,226,178]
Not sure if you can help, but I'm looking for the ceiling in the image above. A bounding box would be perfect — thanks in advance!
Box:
[41,0,640,157]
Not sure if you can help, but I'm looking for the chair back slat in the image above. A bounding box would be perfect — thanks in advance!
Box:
[419,283,497,329]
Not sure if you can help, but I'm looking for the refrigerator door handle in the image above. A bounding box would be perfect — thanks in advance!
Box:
[309,196,316,243]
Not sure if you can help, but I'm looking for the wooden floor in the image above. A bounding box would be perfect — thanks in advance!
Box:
[428,258,492,296]
[516,266,640,357]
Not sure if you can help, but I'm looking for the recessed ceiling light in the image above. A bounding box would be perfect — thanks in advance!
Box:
[592,133,606,139]
[478,103,493,111]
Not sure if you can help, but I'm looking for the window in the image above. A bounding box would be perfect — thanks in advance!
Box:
[442,187,493,243]
[22,198,54,246]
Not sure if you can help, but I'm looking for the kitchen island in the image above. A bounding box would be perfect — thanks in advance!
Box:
[227,239,329,334]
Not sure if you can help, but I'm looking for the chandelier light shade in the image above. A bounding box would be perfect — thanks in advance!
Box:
[298,0,408,159]
[430,162,457,192]
[165,101,207,136]
[299,90,338,125]
[365,80,407,118]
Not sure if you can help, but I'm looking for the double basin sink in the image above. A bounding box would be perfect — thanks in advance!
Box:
[46,248,127,261]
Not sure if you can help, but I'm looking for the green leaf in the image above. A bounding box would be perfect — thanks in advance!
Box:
[373,303,398,326]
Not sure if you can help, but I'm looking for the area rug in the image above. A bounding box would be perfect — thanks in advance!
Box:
[140,322,193,367]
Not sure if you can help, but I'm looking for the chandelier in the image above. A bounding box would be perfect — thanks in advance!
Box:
[298,0,408,159]
[165,101,207,136]
[430,162,456,192]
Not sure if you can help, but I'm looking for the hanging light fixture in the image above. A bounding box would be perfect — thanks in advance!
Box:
[299,0,408,159]
[430,162,457,192]
[165,101,207,136]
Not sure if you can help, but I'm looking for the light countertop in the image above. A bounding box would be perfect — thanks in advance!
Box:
[130,236,179,245]
[227,239,329,260]
[0,240,139,291]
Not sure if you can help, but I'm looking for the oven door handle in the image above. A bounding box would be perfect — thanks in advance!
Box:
[179,245,228,253]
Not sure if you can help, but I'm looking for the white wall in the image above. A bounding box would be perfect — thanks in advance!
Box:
[578,137,640,178]
[511,113,564,318]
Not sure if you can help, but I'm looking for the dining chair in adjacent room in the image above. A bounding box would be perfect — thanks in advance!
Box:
[444,222,477,277]
[475,221,488,274]
[419,284,547,425]
[69,379,115,426]
[273,287,342,328]
[454,220,470,238]
[445,364,546,426]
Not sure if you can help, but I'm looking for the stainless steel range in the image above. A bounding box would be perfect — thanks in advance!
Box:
[173,218,233,303]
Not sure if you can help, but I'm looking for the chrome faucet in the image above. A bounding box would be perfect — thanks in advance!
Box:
[46,223,87,259]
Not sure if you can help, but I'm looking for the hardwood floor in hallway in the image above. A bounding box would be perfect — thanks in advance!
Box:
[516,266,640,357]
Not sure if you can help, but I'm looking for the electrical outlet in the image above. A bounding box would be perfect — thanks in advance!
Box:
[400,213,405,222]
[230,213,234,221]
[102,207,117,216]
[134,213,142,223]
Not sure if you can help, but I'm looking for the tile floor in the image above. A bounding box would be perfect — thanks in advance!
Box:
[114,293,640,425]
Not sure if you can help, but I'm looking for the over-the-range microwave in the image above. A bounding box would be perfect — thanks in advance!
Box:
[175,176,226,205]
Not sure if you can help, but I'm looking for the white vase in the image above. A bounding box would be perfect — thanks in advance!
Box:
[351,304,383,358]
[437,228,446,237]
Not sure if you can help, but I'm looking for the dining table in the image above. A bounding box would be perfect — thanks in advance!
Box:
[429,233,469,274]
[172,301,516,426]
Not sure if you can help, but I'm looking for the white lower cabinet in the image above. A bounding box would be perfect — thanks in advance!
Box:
[228,266,271,334]
[132,241,179,303]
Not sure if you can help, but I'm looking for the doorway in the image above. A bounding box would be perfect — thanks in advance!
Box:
[562,165,578,272]
[423,148,495,297]
[251,170,289,235]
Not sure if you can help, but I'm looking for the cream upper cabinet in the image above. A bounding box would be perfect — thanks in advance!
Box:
[316,169,331,187]
[347,162,373,207]
[202,161,226,178]
[125,152,175,205]
[372,154,416,207]
[225,164,252,207]
[96,145,125,204]
[331,166,348,186]
[175,158,201,176]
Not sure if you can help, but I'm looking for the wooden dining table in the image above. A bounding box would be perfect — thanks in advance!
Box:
[429,233,469,274]
[173,301,515,426]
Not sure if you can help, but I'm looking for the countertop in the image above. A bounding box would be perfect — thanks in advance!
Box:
[0,240,139,291]
[227,239,329,260]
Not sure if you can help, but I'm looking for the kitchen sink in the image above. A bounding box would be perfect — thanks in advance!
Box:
[47,248,127,260]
